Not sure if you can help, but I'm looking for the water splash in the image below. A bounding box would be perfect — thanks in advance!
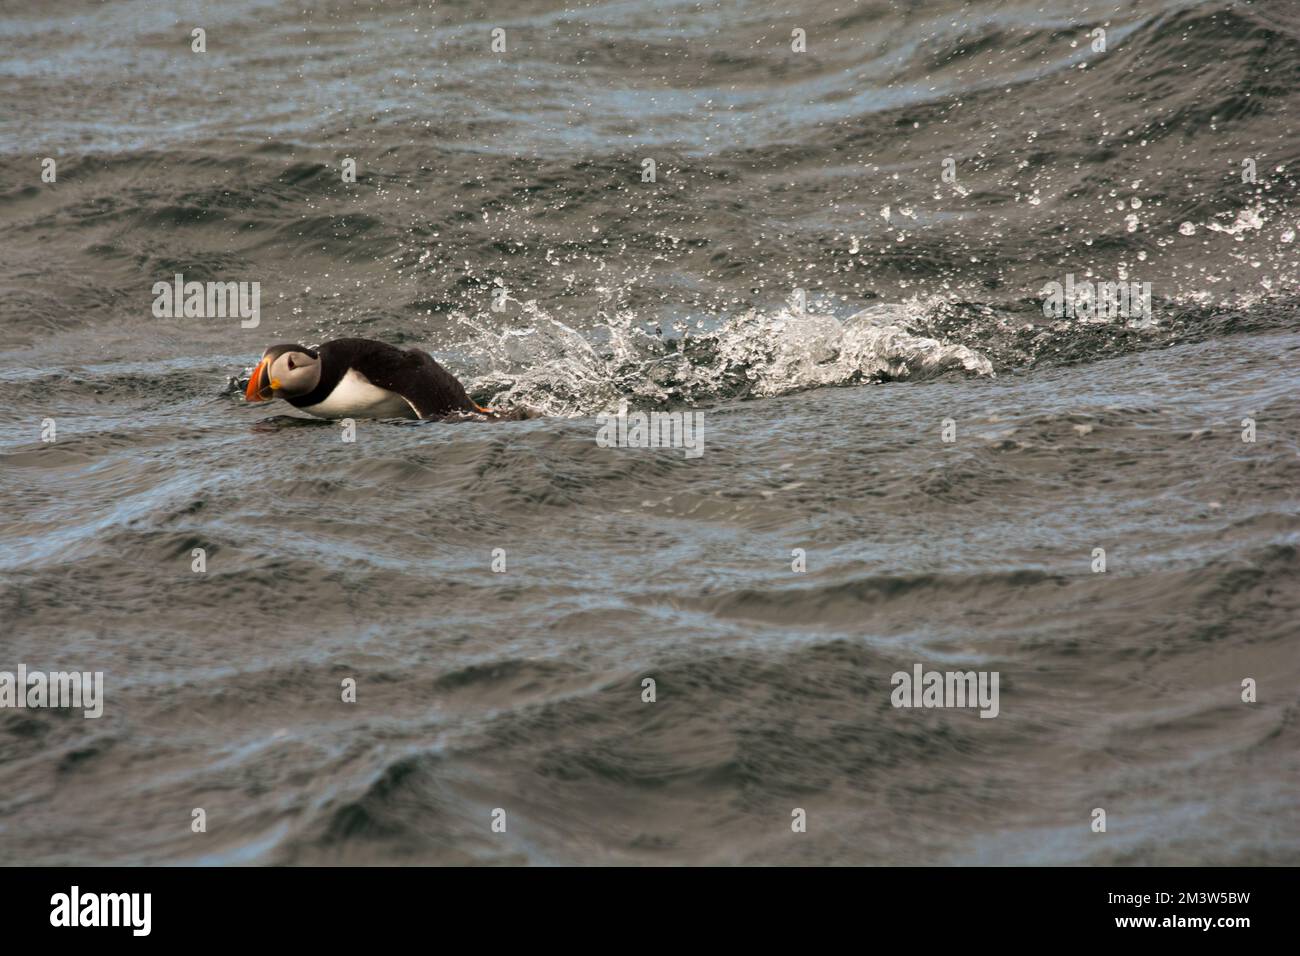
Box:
[449,300,994,417]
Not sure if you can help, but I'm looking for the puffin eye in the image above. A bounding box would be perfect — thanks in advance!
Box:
[287,357,296,370]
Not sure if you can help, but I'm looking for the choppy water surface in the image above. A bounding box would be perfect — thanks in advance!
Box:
[0,0,1297,864]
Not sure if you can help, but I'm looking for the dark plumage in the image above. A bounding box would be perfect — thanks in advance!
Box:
[245,337,491,420]
[291,338,480,418]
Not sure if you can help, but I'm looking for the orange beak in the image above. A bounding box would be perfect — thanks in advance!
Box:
[244,357,273,402]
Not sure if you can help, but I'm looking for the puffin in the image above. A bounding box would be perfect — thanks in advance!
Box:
[243,338,494,419]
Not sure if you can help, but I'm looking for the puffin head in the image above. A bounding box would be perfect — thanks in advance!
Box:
[244,344,321,402]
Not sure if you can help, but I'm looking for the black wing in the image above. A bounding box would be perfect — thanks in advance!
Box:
[327,338,477,419]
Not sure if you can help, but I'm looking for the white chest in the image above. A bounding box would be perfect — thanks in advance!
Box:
[300,369,415,419]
